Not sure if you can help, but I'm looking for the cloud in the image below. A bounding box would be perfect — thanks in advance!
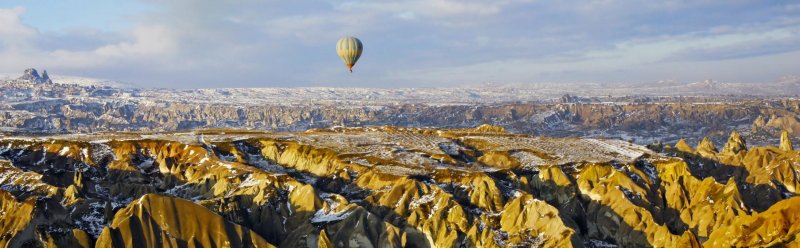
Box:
[93,25,175,57]
[0,1,798,87]
[388,21,800,84]
[335,0,503,19]
[0,7,177,75]
[262,13,373,43]
[664,29,800,62]
[32,25,175,72]
[0,7,37,49]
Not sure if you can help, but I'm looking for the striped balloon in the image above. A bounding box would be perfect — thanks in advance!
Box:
[336,36,363,73]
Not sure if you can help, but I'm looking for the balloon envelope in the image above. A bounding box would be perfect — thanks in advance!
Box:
[336,36,363,72]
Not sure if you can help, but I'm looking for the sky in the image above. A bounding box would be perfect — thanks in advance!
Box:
[0,0,798,88]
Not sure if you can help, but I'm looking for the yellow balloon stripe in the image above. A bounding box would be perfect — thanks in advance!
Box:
[336,36,363,71]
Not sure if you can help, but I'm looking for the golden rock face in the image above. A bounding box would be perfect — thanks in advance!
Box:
[782,130,795,152]
[96,193,273,248]
[0,126,798,247]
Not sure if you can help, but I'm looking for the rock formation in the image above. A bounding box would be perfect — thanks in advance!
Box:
[0,126,799,247]
[96,194,274,247]
[781,130,794,151]
[705,197,800,247]
[17,68,52,84]
[696,137,719,158]
[2,69,800,149]
[721,131,747,154]
[675,138,694,153]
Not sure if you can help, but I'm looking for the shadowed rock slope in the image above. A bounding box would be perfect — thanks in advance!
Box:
[0,126,798,247]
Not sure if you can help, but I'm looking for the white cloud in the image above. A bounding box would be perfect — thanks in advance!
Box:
[335,0,502,19]
[0,1,798,87]
[94,25,175,57]
[42,25,175,69]
[0,26,176,70]
[0,7,37,49]
[332,0,538,23]
[389,24,800,84]
[262,13,375,43]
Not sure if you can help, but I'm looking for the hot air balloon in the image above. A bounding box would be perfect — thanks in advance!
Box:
[336,36,363,73]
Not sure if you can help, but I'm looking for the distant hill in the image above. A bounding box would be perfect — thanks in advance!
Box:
[0,68,128,88]
[47,75,130,88]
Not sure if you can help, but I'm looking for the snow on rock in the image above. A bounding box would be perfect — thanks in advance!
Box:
[58,146,70,156]
[438,142,462,156]
[584,139,650,162]
[586,239,619,248]
[409,192,437,210]
[510,150,548,168]
[238,174,262,188]
[311,208,353,224]
[75,201,108,238]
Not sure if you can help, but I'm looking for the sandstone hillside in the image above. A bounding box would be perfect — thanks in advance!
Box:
[0,126,799,247]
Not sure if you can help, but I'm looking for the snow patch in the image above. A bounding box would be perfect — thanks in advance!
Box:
[58,146,70,156]
[311,208,353,224]
[585,139,647,160]
[409,193,437,210]
[238,174,262,188]
[75,201,108,238]
[586,239,618,248]
[438,142,462,156]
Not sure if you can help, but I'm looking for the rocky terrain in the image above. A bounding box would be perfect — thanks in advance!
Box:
[2,69,799,148]
[0,125,799,247]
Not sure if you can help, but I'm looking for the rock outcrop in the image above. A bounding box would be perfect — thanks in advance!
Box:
[17,68,52,84]
[696,137,719,158]
[2,71,799,149]
[675,138,694,153]
[721,131,747,154]
[1,126,799,247]
[705,197,800,247]
[96,194,274,247]
[781,130,794,151]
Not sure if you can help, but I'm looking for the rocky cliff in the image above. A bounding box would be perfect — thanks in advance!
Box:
[1,126,799,247]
